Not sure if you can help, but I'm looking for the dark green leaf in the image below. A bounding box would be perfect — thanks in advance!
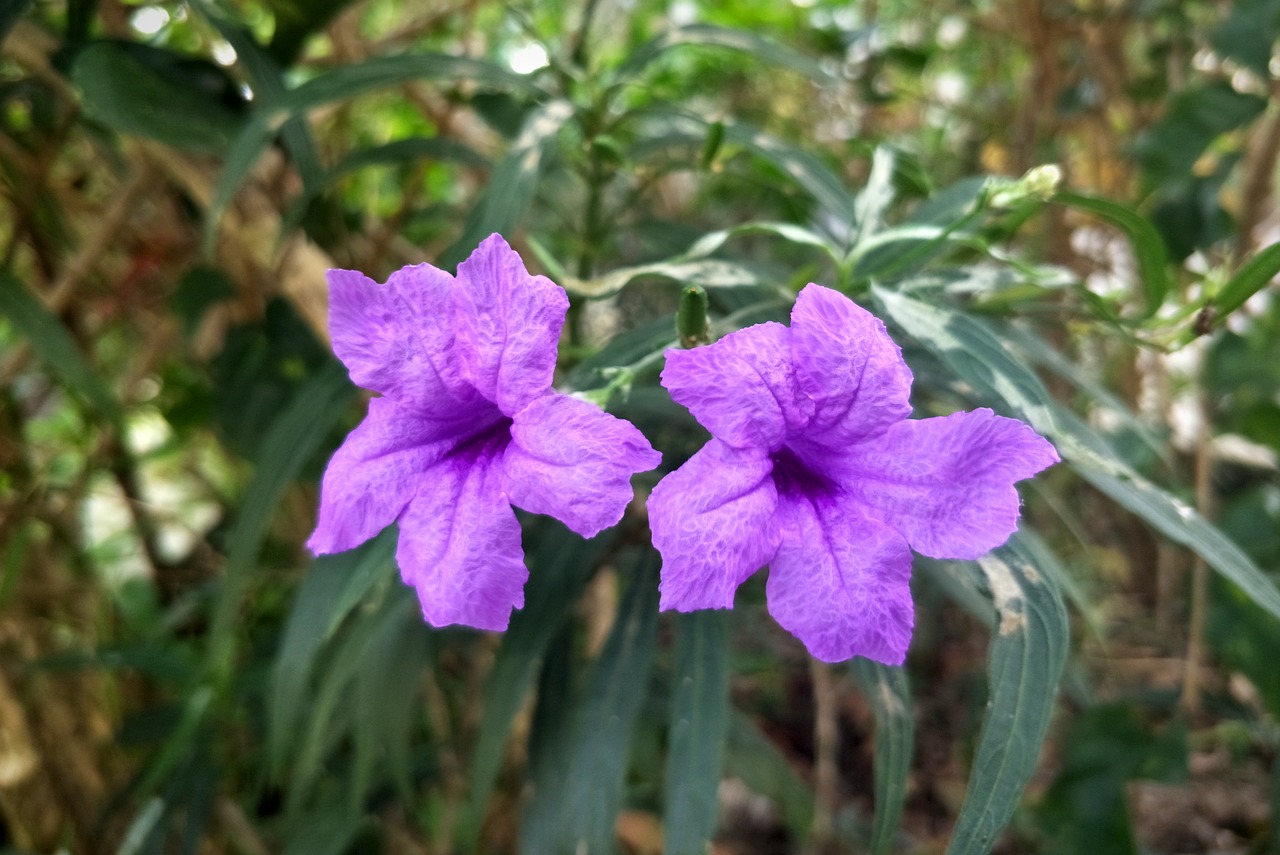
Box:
[526,555,660,855]
[269,530,396,774]
[663,611,730,855]
[461,525,614,846]
[945,543,1068,855]
[724,712,813,836]
[850,659,912,855]
[0,0,32,43]
[72,42,245,152]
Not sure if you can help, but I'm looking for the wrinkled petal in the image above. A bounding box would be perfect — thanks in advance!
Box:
[453,234,569,415]
[661,322,811,450]
[650,440,781,611]
[789,284,913,446]
[396,450,528,631]
[844,408,1059,560]
[503,394,661,538]
[308,396,465,555]
[766,494,914,664]
[327,264,462,400]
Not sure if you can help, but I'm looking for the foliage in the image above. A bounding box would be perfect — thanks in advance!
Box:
[1,0,1279,853]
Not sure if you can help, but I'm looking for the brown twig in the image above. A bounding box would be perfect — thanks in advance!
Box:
[1181,389,1214,715]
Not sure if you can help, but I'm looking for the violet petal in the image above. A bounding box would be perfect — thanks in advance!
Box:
[765,493,914,664]
[789,284,913,446]
[452,234,569,416]
[396,449,528,631]
[504,393,662,538]
[649,439,781,611]
[845,407,1060,560]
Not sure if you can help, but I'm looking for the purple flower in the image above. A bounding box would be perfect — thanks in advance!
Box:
[308,234,661,631]
[648,284,1058,664]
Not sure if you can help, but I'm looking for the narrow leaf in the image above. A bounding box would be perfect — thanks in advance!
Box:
[462,525,614,845]
[556,556,661,854]
[269,530,395,773]
[945,543,1068,855]
[0,270,122,423]
[1054,191,1171,314]
[663,610,731,855]
[204,362,355,683]
[1212,240,1280,323]
[850,659,912,855]
[439,99,575,269]
[616,24,828,81]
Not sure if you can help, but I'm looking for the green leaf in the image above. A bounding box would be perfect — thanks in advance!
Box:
[1134,82,1267,183]
[536,555,660,854]
[461,525,614,846]
[565,258,765,298]
[615,23,829,82]
[288,591,417,811]
[946,543,1068,855]
[0,270,122,423]
[871,286,1059,430]
[269,531,396,775]
[850,659,912,855]
[280,807,364,855]
[352,590,429,806]
[663,611,730,855]
[204,53,531,254]
[72,42,245,152]
[1053,192,1171,315]
[1211,240,1280,324]
[439,100,575,269]
[204,362,355,684]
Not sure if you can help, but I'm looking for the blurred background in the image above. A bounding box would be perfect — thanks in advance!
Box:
[2,0,1280,853]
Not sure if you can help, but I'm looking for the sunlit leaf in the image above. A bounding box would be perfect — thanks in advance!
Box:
[616,24,829,82]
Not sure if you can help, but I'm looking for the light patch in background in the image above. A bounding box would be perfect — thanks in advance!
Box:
[84,409,224,588]
[130,5,169,36]
[937,15,967,48]
[507,43,549,75]
[668,0,698,26]
[212,41,238,67]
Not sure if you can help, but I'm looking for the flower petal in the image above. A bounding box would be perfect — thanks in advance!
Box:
[503,394,661,538]
[766,494,914,664]
[452,234,569,415]
[395,449,528,631]
[327,263,462,400]
[845,408,1059,560]
[308,396,463,555]
[661,322,811,450]
[789,284,913,445]
[649,439,781,611]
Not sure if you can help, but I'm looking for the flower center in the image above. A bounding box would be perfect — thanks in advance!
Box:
[451,411,515,465]
[769,444,839,500]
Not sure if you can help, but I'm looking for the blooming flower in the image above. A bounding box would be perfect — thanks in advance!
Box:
[308,234,661,631]
[648,284,1058,664]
